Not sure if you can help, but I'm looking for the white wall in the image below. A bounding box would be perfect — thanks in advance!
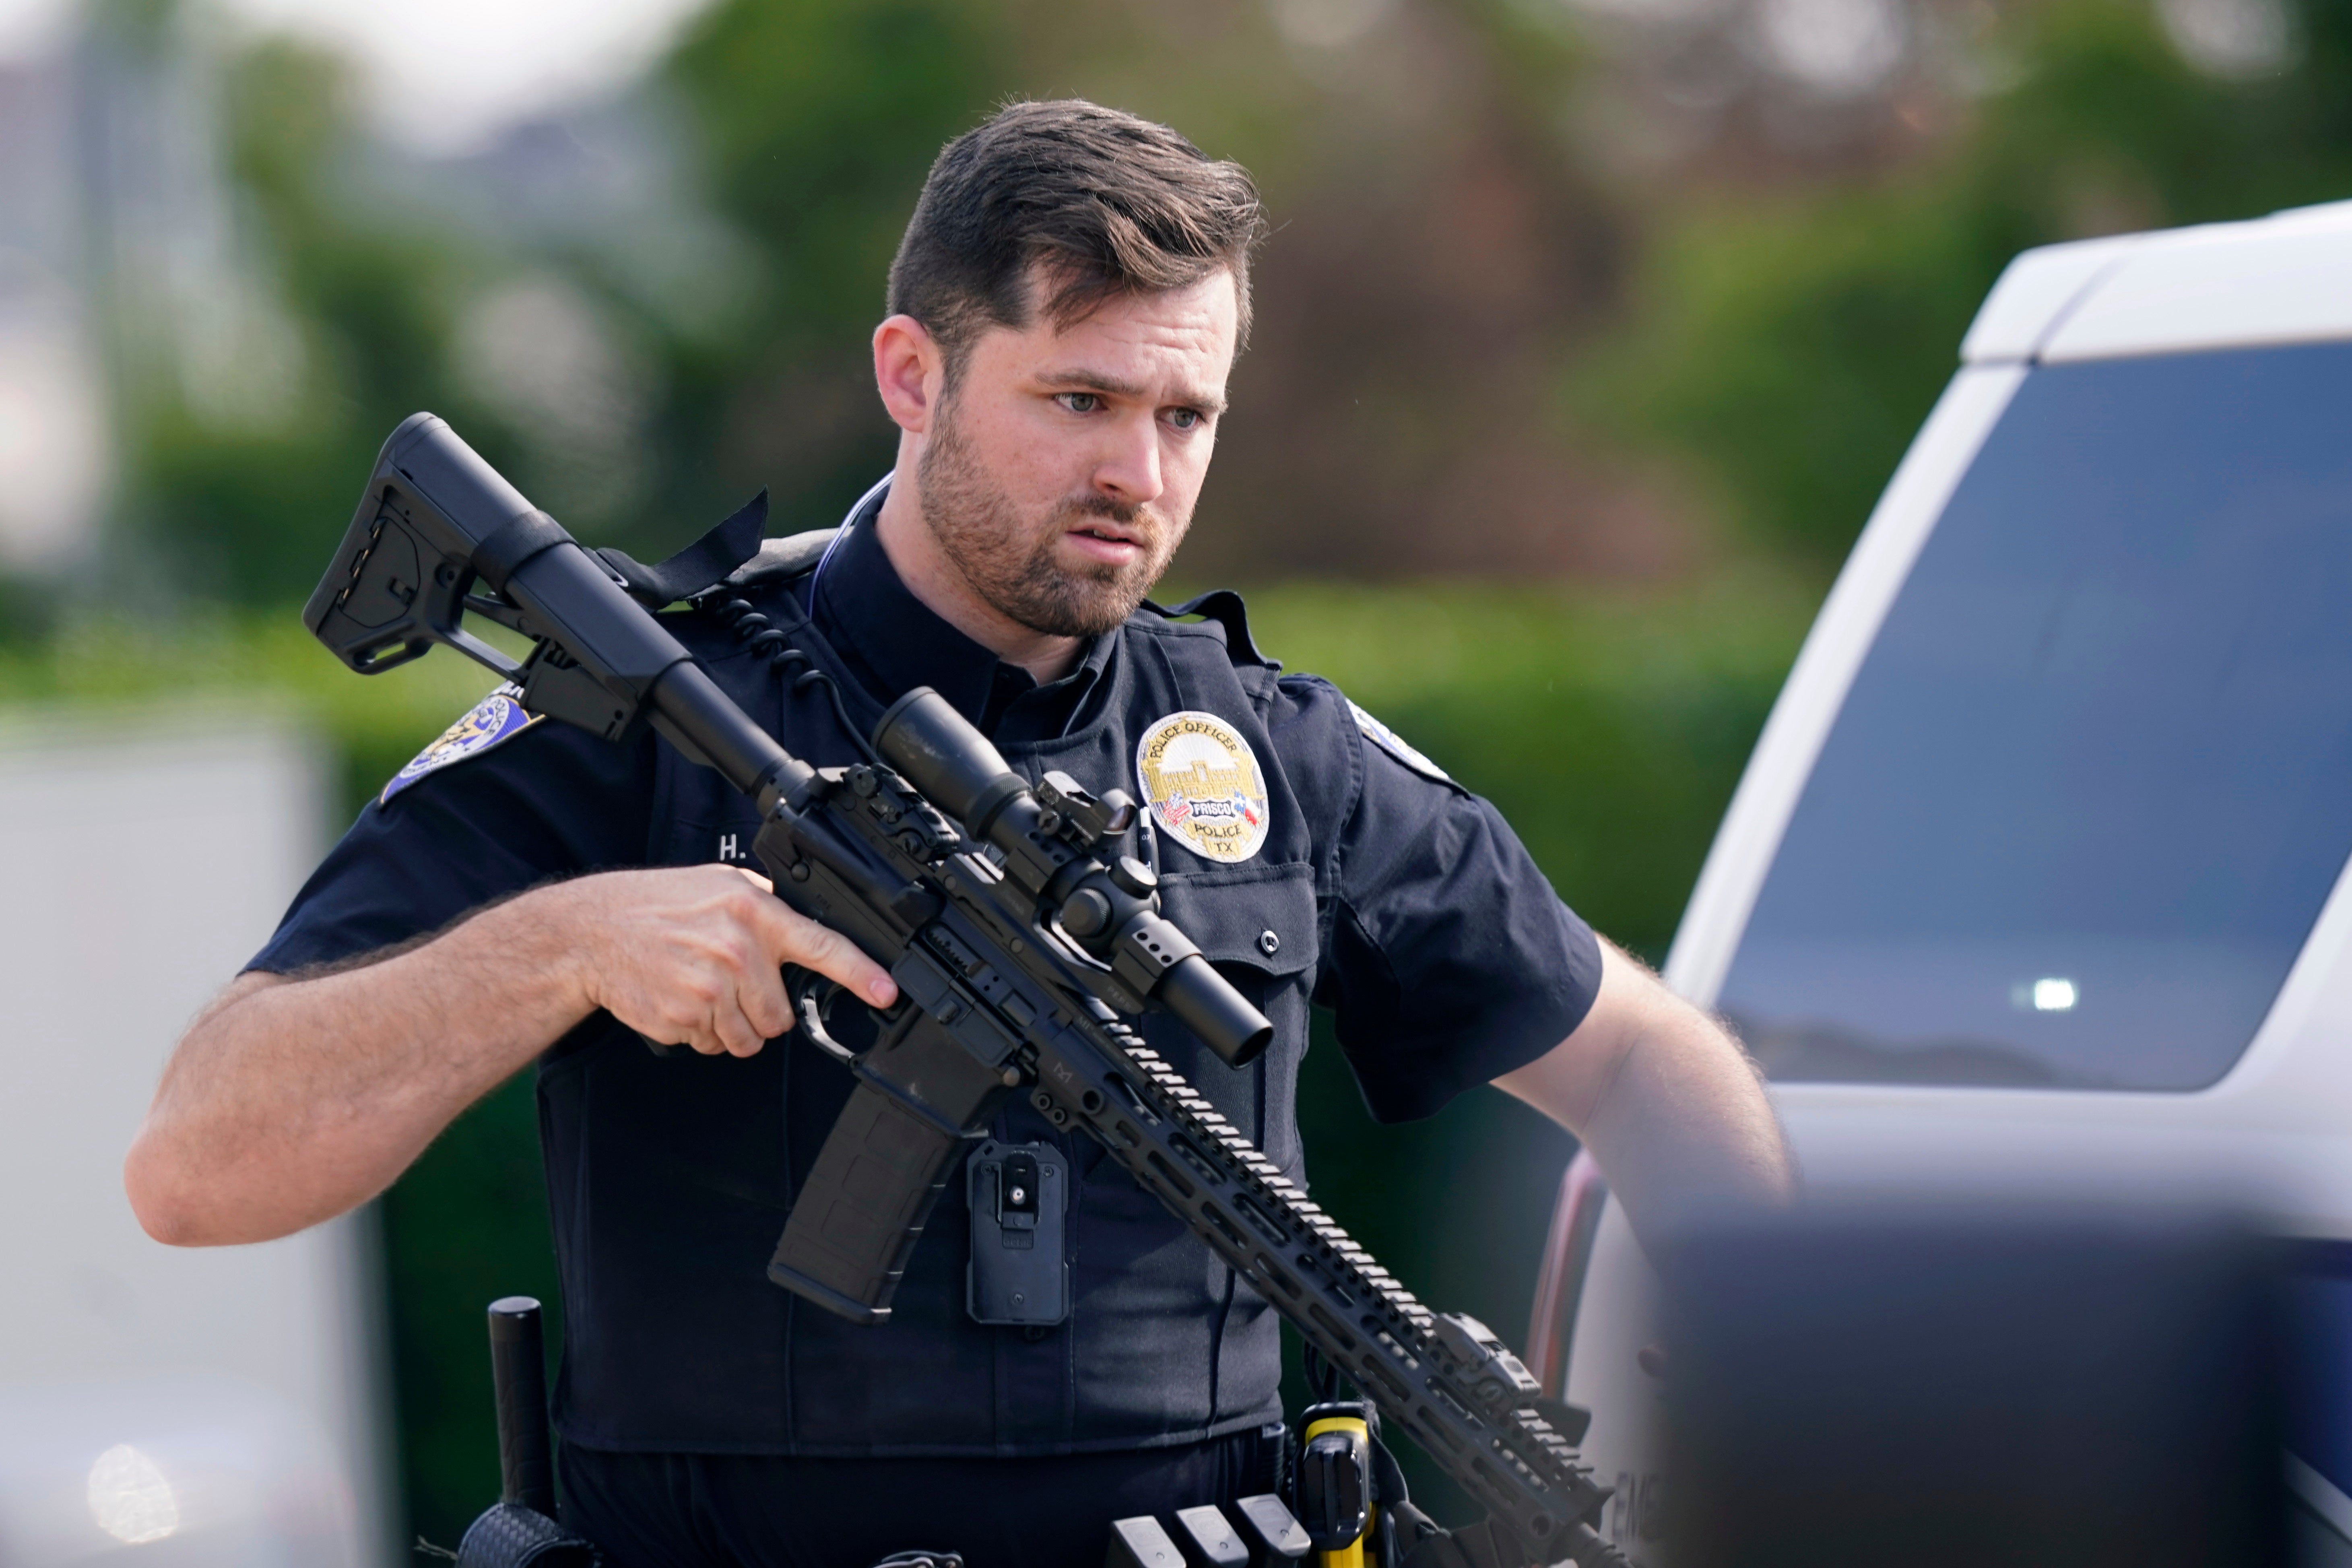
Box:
[0,710,390,1567]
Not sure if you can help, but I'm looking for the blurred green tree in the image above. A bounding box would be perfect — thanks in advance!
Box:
[118,37,475,607]
[1587,0,2352,567]
[650,0,1009,533]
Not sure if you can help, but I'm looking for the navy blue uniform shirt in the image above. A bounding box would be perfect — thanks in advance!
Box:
[250,485,1603,1473]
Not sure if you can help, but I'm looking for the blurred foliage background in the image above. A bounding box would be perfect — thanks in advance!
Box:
[4,0,2347,1544]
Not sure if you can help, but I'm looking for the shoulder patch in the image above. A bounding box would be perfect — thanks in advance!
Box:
[1349,700,1451,783]
[381,683,541,805]
[1136,710,1272,864]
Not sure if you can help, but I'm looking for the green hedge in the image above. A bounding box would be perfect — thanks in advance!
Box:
[1,573,1811,1541]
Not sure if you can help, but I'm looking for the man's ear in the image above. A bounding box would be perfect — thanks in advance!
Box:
[873,314,942,435]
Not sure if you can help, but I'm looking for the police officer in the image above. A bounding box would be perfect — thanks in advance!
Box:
[127,100,1790,1568]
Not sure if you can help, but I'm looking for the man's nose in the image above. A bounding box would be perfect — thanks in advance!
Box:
[1092,413,1164,507]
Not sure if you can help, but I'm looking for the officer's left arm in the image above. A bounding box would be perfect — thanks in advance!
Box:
[1494,941,1794,1241]
[1302,677,1793,1249]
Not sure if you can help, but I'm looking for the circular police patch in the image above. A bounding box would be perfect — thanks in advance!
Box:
[1135,711,1271,864]
[381,683,541,805]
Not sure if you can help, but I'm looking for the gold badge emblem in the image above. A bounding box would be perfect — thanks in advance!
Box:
[1135,710,1271,864]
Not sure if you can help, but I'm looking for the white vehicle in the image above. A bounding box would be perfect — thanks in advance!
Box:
[1531,198,2352,1563]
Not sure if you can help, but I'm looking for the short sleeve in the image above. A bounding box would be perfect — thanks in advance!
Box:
[248,710,658,975]
[1302,683,1603,1123]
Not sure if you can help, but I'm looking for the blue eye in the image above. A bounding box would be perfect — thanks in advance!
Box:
[1056,392,1102,414]
[1168,409,1201,430]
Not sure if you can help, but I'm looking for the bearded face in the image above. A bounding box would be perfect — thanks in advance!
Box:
[916,391,1191,639]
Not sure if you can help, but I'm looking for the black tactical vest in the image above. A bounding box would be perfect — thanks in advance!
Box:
[540,539,1340,1459]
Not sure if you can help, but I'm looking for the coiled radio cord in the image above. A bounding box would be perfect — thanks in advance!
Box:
[693,588,881,767]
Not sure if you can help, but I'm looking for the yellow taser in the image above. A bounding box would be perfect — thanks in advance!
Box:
[1297,1407,1373,1568]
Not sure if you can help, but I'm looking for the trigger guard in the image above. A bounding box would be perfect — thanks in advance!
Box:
[789,973,857,1066]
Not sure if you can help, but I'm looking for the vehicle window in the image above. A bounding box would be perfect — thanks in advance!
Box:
[2288,1243,2352,1513]
[1720,341,2352,1090]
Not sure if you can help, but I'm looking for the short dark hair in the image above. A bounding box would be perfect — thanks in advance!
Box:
[888,99,1267,381]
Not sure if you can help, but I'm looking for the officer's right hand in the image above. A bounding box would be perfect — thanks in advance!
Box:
[551,865,898,1058]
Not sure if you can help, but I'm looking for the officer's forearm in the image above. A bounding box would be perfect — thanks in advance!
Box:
[125,885,597,1248]
[1496,941,1794,1245]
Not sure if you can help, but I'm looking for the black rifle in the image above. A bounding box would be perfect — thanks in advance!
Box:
[309,414,1628,1568]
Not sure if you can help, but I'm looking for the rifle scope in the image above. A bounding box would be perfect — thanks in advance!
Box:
[875,690,1274,1069]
